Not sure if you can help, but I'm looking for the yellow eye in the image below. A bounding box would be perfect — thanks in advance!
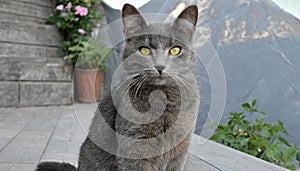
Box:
[139,47,151,56]
[169,46,181,56]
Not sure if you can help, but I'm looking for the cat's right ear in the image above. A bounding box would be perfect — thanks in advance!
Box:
[122,4,147,38]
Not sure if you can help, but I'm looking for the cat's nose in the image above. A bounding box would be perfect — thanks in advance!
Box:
[154,65,166,75]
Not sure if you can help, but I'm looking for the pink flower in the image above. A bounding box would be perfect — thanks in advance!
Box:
[78,29,86,35]
[75,6,88,16]
[56,4,64,11]
[66,2,72,10]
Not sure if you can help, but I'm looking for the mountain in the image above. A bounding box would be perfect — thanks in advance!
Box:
[194,0,300,146]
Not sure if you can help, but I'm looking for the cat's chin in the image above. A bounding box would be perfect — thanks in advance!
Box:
[151,79,167,85]
[148,76,168,85]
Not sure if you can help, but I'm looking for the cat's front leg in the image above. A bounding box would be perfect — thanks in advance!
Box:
[116,139,161,170]
[117,158,159,171]
[166,152,188,171]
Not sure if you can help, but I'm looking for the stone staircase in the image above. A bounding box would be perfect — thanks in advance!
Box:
[0,0,73,107]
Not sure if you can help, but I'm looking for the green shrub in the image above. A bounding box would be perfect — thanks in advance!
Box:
[210,100,300,170]
[48,0,106,66]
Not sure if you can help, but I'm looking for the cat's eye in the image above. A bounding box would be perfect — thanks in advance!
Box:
[169,46,181,56]
[139,47,151,56]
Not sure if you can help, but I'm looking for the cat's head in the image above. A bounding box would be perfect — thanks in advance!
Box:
[121,4,198,86]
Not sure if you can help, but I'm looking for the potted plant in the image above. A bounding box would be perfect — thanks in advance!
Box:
[48,0,110,102]
[66,38,111,102]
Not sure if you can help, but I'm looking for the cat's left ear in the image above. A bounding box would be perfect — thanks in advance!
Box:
[122,4,147,38]
[173,5,198,33]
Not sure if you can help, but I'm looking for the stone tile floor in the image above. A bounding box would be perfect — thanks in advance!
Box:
[0,104,96,171]
[0,104,290,171]
[0,104,220,171]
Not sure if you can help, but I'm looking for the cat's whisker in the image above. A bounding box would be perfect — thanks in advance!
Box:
[112,74,144,100]
[121,76,143,92]
[169,75,191,96]
[128,76,144,92]
[138,75,149,97]
[135,74,148,98]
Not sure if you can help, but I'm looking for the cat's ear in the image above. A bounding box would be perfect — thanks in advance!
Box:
[122,4,147,38]
[173,5,198,34]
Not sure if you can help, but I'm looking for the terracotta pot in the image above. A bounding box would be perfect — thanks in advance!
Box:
[75,68,103,103]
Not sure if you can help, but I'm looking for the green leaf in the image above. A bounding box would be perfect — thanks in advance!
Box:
[251,109,267,115]
[296,150,300,161]
[240,137,250,147]
[278,119,284,128]
[280,162,296,171]
[261,128,272,138]
[242,103,251,111]
[266,143,283,161]
[278,136,291,147]
[251,136,271,149]
[281,147,297,163]
[252,99,257,107]
[246,149,259,156]
[255,117,264,124]
[211,99,300,170]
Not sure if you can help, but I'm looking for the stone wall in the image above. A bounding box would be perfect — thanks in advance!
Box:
[0,0,73,107]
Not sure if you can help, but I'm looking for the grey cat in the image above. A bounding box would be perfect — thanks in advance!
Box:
[36,3,199,171]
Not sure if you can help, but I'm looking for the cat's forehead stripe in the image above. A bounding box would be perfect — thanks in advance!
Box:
[148,34,173,49]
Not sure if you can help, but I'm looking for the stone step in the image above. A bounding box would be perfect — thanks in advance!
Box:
[13,0,54,7]
[0,57,73,82]
[0,42,64,58]
[0,20,62,46]
[0,81,72,107]
[0,56,73,107]
[0,11,47,24]
[0,0,53,24]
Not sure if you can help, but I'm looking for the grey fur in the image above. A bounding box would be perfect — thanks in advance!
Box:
[38,4,199,171]
[79,4,199,171]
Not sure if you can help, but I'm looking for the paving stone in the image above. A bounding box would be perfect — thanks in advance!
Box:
[41,140,82,166]
[0,129,21,150]
[0,163,11,170]
[8,163,37,171]
[13,130,52,144]
[0,82,19,107]
[72,103,96,131]
[0,131,51,163]
[44,140,82,155]
[24,111,60,131]
[0,113,35,129]
[0,142,46,163]
[51,127,86,143]
[41,153,78,167]
[55,112,79,129]
[185,154,220,171]
[0,115,7,123]
[19,82,72,106]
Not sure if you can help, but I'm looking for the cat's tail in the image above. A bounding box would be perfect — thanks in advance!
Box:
[35,162,77,171]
